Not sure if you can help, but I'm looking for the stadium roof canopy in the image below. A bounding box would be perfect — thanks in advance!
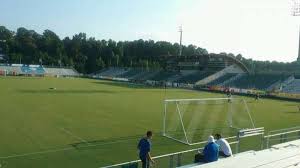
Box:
[158,54,250,73]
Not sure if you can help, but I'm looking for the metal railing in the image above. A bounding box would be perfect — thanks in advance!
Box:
[264,126,300,148]
[101,127,300,168]
[101,138,239,168]
[236,127,265,151]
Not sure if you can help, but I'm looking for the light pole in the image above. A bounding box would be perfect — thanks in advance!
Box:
[39,58,43,66]
[179,26,183,57]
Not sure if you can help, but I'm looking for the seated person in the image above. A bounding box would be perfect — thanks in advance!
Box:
[215,133,232,157]
[195,136,219,163]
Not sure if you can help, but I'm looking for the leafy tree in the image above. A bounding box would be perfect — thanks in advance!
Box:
[1,25,300,74]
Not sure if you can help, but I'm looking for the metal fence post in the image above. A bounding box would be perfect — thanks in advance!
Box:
[266,136,270,148]
[236,132,240,154]
[284,134,288,142]
[169,155,174,168]
[261,134,264,150]
[280,134,284,143]
[176,153,182,167]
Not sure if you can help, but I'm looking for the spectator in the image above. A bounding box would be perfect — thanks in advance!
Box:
[215,133,232,157]
[195,136,219,163]
[255,93,260,101]
[227,91,232,103]
[137,131,154,168]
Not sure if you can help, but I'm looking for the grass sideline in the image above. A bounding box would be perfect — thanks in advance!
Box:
[0,76,299,167]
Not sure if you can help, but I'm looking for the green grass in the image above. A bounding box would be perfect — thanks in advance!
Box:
[0,76,299,168]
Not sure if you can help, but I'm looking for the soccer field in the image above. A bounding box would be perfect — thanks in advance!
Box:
[0,77,299,168]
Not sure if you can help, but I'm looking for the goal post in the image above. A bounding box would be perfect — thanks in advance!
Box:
[162,97,255,145]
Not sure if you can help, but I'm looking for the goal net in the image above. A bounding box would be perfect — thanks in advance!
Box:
[162,98,255,145]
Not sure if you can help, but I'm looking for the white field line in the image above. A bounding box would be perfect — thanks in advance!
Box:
[0,137,136,159]
[59,127,90,145]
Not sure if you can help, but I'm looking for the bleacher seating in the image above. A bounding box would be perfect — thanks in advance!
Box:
[176,71,214,84]
[178,139,300,168]
[97,67,127,77]
[21,65,45,75]
[44,67,79,76]
[282,79,300,94]
[136,71,159,81]
[207,73,237,86]
[0,64,79,77]
[117,69,141,78]
[129,71,153,80]
[149,71,179,81]
[96,68,161,81]
[0,65,22,74]
[225,74,288,90]
[91,67,298,92]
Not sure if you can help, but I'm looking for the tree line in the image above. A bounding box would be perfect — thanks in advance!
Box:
[0,26,299,74]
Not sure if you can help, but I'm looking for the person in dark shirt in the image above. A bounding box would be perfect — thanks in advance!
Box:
[227,91,232,103]
[203,136,219,162]
[255,93,259,101]
[195,136,219,163]
[137,131,154,168]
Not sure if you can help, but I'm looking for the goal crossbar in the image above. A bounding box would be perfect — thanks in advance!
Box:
[164,97,234,102]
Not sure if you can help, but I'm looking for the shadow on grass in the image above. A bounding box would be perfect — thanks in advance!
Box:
[91,81,161,89]
[70,134,144,149]
[91,81,193,94]
[69,132,188,151]
[70,127,237,151]
[18,89,116,94]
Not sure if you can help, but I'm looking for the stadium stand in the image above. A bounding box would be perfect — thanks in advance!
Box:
[91,54,252,85]
[282,79,300,94]
[21,65,45,75]
[220,73,244,87]
[196,64,246,86]
[97,67,127,77]
[178,139,300,168]
[90,55,299,92]
[224,74,289,90]
[149,71,179,81]
[167,73,183,82]
[135,71,159,81]
[128,70,153,80]
[92,66,293,92]
[0,65,22,75]
[117,69,141,78]
[0,64,78,76]
[207,73,238,86]
[44,67,79,76]
[175,71,214,84]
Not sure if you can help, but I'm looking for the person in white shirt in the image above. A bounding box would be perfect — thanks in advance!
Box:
[215,134,232,157]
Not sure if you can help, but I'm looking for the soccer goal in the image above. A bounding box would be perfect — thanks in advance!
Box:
[162,97,255,145]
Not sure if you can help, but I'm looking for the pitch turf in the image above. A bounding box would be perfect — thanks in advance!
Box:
[0,76,299,167]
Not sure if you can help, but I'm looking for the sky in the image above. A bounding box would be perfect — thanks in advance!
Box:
[0,0,299,62]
